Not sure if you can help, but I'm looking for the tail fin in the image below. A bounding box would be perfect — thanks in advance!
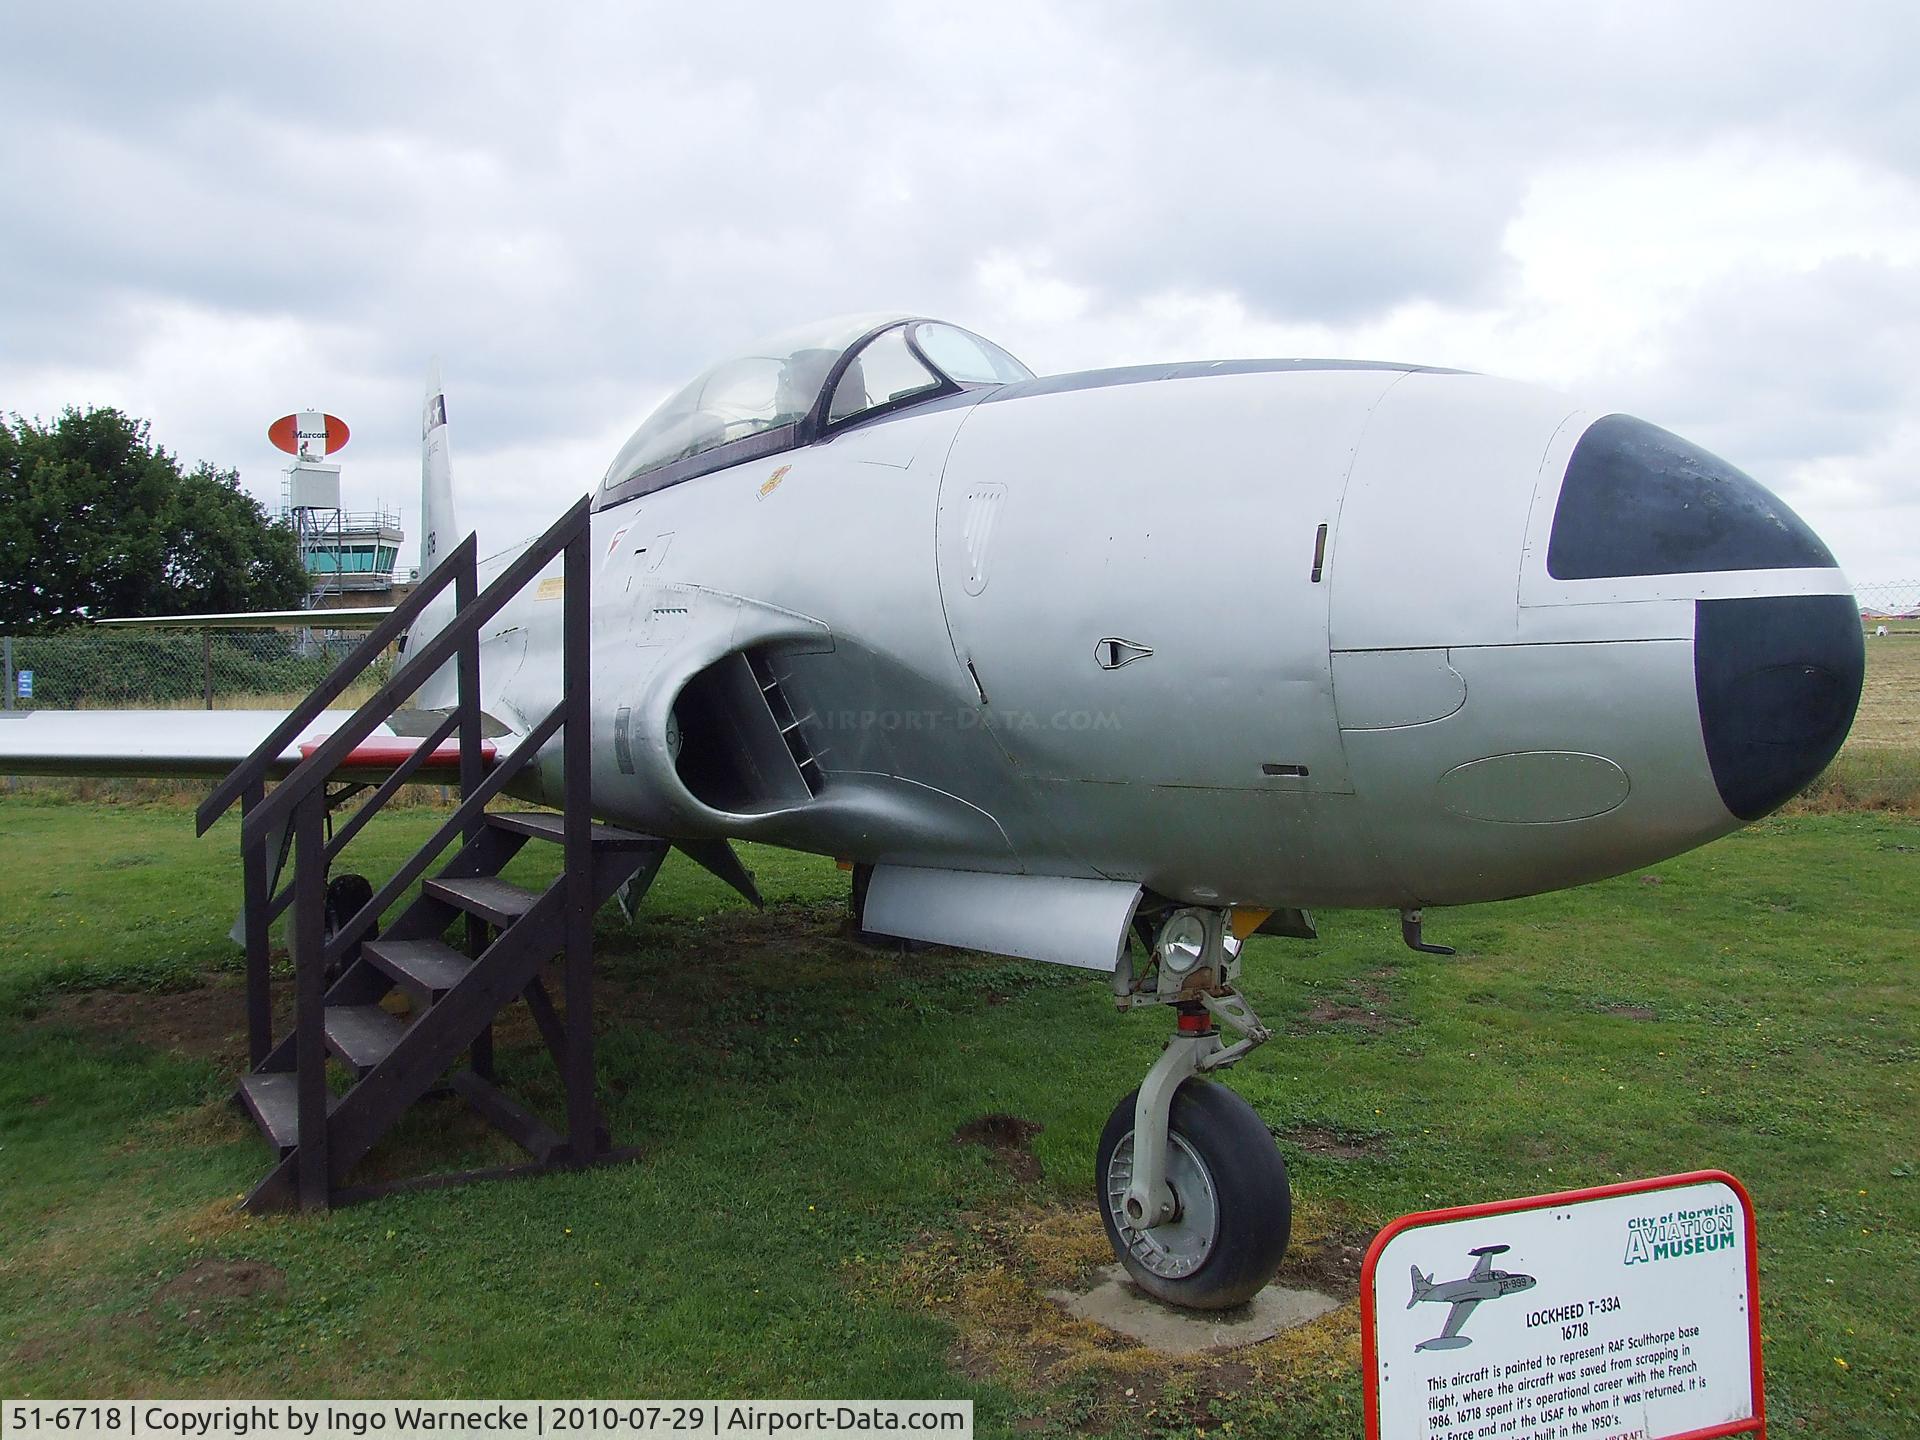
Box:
[420,359,458,573]
[1408,1266,1432,1308]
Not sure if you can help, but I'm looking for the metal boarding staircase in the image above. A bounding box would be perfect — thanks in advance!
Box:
[200,495,662,1211]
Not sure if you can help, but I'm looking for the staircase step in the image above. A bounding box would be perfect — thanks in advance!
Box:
[363,938,475,998]
[324,1004,409,1071]
[486,810,659,849]
[424,874,540,926]
[236,1071,334,1153]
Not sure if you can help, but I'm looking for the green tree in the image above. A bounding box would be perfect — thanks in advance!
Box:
[0,407,307,630]
[160,460,309,616]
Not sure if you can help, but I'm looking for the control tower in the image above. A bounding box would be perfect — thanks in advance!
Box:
[269,410,408,609]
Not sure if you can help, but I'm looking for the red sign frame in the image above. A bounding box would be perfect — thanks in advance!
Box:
[1360,1170,1764,1440]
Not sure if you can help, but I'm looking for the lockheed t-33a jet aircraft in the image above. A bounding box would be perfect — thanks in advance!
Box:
[0,314,1864,1310]
[1410,1245,1538,1351]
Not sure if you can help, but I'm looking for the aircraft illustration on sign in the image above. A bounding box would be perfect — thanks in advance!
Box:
[1409,1245,1538,1351]
[0,314,1865,1310]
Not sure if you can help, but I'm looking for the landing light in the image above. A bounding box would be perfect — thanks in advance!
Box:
[1155,911,1209,975]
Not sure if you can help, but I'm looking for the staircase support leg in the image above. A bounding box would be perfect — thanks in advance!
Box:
[562,523,596,1163]
[467,914,495,1080]
[240,781,272,1068]
[292,791,331,1209]
[455,549,483,833]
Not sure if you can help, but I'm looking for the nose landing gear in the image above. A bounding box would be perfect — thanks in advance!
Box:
[1099,906,1291,1310]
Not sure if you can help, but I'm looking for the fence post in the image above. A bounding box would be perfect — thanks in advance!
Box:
[203,631,214,710]
[3,636,12,790]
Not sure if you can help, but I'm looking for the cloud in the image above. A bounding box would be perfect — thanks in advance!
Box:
[0,0,1914,580]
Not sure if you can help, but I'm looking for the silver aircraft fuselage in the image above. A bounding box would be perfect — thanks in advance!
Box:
[413,360,1862,913]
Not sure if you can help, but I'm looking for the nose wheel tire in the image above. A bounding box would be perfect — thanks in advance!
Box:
[1096,1079,1291,1310]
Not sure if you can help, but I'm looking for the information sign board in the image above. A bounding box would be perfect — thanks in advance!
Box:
[1363,1172,1763,1440]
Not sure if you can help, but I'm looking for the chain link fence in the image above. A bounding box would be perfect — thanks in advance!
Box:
[2,628,389,713]
[1855,579,1919,621]
[0,627,404,799]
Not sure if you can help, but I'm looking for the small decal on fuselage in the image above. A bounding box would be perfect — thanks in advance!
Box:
[758,464,792,499]
[613,706,635,776]
[535,577,565,601]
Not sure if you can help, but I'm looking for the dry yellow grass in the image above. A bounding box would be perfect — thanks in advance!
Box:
[78,683,389,712]
[1851,631,1920,750]
[861,1197,1365,1432]
[1788,631,1920,813]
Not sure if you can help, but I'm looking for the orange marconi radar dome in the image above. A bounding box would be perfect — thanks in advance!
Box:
[268,410,350,458]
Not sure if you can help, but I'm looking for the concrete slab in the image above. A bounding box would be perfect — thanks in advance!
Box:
[1047,1265,1340,1358]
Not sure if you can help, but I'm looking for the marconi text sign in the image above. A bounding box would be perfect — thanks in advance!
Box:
[1362,1171,1763,1440]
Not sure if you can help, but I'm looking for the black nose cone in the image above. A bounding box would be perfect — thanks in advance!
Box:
[1549,414,1839,579]
[1695,594,1864,820]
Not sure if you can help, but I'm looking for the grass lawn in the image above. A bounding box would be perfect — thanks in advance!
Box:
[0,795,1913,1438]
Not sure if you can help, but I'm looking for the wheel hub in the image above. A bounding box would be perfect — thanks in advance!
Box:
[1104,1129,1220,1279]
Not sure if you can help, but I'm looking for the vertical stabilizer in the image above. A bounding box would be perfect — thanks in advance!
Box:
[421,359,458,573]
[1409,1266,1433,1307]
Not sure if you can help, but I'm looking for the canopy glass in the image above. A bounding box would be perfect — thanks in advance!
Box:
[599,315,1032,504]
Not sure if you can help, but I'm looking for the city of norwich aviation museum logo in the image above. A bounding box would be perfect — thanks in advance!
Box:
[1408,1245,1537,1351]
[1622,1204,1738,1266]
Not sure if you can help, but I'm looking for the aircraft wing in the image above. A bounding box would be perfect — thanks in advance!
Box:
[1469,1248,1499,1280]
[1438,1298,1481,1340]
[0,708,483,781]
[93,607,396,630]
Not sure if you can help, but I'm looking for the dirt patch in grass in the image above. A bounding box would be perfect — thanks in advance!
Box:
[862,1200,1358,1434]
[12,1256,288,1368]
[1353,972,1396,1002]
[151,1258,288,1323]
[37,981,250,1064]
[1278,1124,1385,1160]
[1599,1002,1657,1021]
[1302,999,1401,1031]
[953,1114,1045,1182]
[1271,1220,1372,1300]
[1299,969,1410,1034]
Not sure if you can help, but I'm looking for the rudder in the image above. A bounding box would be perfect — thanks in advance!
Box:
[420,359,458,573]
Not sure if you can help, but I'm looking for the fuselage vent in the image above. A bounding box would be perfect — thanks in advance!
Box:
[748,650,825,798]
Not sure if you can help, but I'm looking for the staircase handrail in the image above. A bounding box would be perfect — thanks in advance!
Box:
[196,531,479,835]
[233,494,593,850]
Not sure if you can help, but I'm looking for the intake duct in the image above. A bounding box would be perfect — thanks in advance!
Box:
[671,646,824,814]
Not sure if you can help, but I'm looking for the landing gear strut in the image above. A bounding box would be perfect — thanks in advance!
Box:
[1099,906,1291,1309]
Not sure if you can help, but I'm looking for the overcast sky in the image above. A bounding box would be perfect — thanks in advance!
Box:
[3,1,1916,584]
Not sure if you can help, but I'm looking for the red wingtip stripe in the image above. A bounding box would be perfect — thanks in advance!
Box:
[299,737,496,768]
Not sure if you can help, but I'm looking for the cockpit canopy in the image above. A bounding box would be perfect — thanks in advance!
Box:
[598,314,1032,507]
